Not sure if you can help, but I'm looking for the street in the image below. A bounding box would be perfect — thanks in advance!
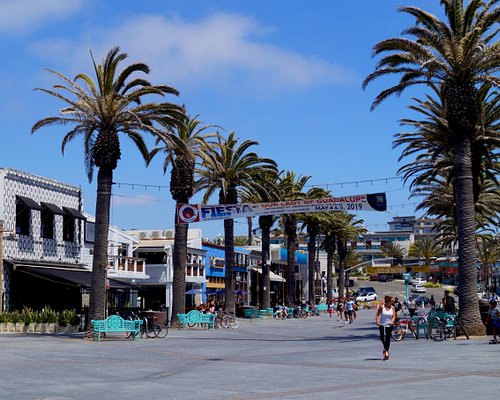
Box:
[1,308,497,400]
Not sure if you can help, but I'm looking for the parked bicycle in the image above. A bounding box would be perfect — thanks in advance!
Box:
[126,311,168,339]
[427,311,469,341]
[293,306,308,319]
[214,310,239,329]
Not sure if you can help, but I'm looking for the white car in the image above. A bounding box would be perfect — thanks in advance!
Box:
[411,277,427,286]
[411,284,426,293]
[356,292,378,302]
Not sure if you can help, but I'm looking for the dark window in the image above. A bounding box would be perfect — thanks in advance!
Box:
[40,208,54,239]
[63,214,75,241]
[15,203,30,235]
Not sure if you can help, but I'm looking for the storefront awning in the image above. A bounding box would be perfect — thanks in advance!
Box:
[251,267,286,282]
[17,265,134,289]
[63,207,86,219]
[41,202,65,215]
[16,195,43,210]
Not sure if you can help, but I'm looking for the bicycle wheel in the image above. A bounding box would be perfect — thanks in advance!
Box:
[391,326,404,341]
[292,309,300,318]
[301,310,308,319]
[126,316,138,339]
[156,323,168,338]
[221,315,230,329]
[428,316,445,341]
[228,316,240,329]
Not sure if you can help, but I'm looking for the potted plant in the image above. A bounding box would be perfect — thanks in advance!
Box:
[21,307,36,333]
[9,312,22,333]
[34,310,43,333]
[0,312,8,332]
[58,309,80,333]
[40,306,57,333]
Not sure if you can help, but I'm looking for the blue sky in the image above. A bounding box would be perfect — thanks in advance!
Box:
[0,0,444,238]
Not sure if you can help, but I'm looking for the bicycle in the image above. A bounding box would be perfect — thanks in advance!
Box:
[391,317,417,341]
[214,311,239,329]
[427,311,469,341]
[126,312,168,338]
[293,306,308,319]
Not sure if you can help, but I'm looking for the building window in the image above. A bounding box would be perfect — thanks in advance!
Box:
[63,214,75,241]
[15,203,30,235]
[40,208,54,239]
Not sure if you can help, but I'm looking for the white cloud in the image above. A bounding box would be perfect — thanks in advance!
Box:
[29,12,356,93]
[0,0,82,34]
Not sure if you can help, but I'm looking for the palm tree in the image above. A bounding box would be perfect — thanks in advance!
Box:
[239,173,279,309]
[298,188,330,303]
[320,212,365,301]
[196,132,278,313]
[363,0,500,335]
[380,242,406,268]
[32,47,184,326]
[476,237,500,293]
[408,238,445,269]
[277,171,310,306]
[149,114,216,324]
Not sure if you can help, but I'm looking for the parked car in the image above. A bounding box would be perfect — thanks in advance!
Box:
[356,292,378,302]
[413,296,430,306]
[356,286,376,296]
[378,274,393,282]
[411,277,427,286]
[411,284,426,293]
[369,274,380,281]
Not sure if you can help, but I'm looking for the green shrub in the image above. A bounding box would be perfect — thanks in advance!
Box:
[423,282,442,288]
[9,312,20,324]
[0,312,9,323]
[20,306,38,325]
[58,309,80,327]
[40,306,57,323]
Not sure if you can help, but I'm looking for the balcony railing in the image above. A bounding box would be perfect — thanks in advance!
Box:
[107,256,146,275]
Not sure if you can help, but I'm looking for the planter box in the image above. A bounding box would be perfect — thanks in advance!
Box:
[45,323,57,334]
[16,323,25,333]
[7,323,16,333]
[0,323,7,332]
[35,323,43,334]
[64,325,78,334]
[27,323,37,333]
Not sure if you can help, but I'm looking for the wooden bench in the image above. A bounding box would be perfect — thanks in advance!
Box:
[91,315,142,342]
[176,310,216,330]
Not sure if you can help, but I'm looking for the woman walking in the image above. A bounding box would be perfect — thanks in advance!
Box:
[376,296,396,360]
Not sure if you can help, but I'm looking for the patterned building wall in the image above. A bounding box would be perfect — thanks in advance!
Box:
[0,168,83,264]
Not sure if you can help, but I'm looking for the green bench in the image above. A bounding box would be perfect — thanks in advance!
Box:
[91,315,142,342]
[177,310,216,330]
[316,303,328,313]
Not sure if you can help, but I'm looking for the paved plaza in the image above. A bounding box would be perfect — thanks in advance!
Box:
[1,310,499,400]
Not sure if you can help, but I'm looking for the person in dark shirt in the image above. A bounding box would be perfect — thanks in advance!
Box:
[442,290,456,313]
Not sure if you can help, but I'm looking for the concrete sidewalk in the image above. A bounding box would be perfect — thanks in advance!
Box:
[0,310,498,400]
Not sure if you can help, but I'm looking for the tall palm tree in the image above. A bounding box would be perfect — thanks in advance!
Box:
[320,212,365,301]
[149,114,216,324]
[239,173,279,309]
[32,47,184,326]
[298,188,331,303]
[380,242,406,267]
[363,0,500,335]
[277,171,310,305]
[196,132,278,313]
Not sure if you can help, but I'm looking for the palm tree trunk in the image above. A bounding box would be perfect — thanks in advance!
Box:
[171,209,188,326]
[326,251,333,303]
[88,167,112,329]
[285,216,296,306]
[224,218,235,313]
[247,217,253,246]
[455,134,486,335]
[337,239,346,301]
[307,232,317,303]
[259,215,272,309]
